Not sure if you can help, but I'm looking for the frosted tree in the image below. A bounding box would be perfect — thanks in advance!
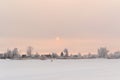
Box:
[98,47,109,58]
[60,52,64,57]
[78,53,81,57]
[63,48,69,57]
[27,46,33,57]
[12,48,19,56]
[5,49,12,58]
[34,52,40,58]
[113,51,120,59]
[52,53,58,58]
[12,48,20,58]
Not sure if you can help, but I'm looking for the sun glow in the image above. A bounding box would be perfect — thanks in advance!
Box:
[56,37,60,41]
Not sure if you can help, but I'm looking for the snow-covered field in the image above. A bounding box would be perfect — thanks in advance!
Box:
[0,59,120,80]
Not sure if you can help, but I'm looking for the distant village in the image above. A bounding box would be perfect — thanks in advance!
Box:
[0,47,120,60]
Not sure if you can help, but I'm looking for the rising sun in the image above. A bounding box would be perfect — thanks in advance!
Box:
[56,37,60,41]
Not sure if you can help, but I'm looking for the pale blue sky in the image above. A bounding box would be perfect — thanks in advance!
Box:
[0,0,120,54]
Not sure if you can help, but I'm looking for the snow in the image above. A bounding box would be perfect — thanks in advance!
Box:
[0,59,120,80]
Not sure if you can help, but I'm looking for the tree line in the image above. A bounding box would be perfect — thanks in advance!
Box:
[0,47,120,60]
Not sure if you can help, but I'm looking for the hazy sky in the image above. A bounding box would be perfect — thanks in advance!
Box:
[0,0,120,54]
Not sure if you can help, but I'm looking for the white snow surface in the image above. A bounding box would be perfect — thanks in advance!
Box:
[0,59,120,80]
